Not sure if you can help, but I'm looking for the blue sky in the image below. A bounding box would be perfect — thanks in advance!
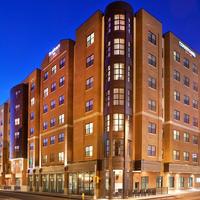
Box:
[0,0,199,104]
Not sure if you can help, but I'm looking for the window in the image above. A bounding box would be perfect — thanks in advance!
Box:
[113,114,124,131]
[43,88,48,98]
[184,113,190,124]
[105,65,111,82]
[183,76,190,87]
[114,63,124,80]
[105,90,110,107]
[30,112,34,120]
[183,95,190,105]
[15,104,20,111]
[14,132,20,139]
[174,90,180,101]
[192,136,198,145]
[173,130,180,141]
[192,100,198,109]
[183,152,189,161]
[141,177,149,189]
[44,71,48,81]
[113,88,124,106]
[107,17,111,33]
[105,115,110,132]
[148,122,156,134]
[51,82,56,92]
[43,121,48,130]
[169,176,175,188]
[128,17,131,34]
[114,14,125,31]
[85,146,93,157]
[43,104,48,113]
[15,118,20,125]
[173,70,180,81]
[50,118,56,127]
[42,155,47,164]
[58,152,64,162]
[30,128,34,135]
[51,65,57,75]
[31,82,35,91]
[113,139,124,156]
[105,139,110,157]
[50,100,56,109]
[193,117,198,127]
[85,123,93,135]
[106,41,111,57]
[193,81,198,92]
[86,77,94,90]
[50,153,55,162]
[114,38,125,55]
[59,114,64,124]
[192,153,198,162]
[30,143,34,150]
[31,97,35,106]
[59,76,65,87]
[43,138,48,147]
[48,137,54,147]
[147,145,156,156]
[15,146,20,151]
[127,90,131,107]
[192,64,198,74]
[127,42,131,58]
[183,133,190,142]
[174,51,180,62]
[59,58,65,69]
[148,99,156,111]
[58,133,64,142]
[174,110,180,120]
[148,54,156,67]
[173,150,180,160]
[127,65,131,82]
[183,58,189,69]
[148,31,156,45]
[148,76,156,89]
[87,33,94,47]
[86,54,94,67]
[85,99,93,112]
[179,177,184,188]
[59,95,64,105]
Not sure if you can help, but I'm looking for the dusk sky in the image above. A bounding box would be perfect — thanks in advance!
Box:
[0,0,199,105]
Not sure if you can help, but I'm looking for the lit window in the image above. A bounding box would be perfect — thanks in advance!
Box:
[31,97,35,106]
[43,88,48,98]
[15,118,20,125]
[148,122,156,134]
[42,155,47,164]
[43,121,48,130]
[148,31,156,45]
[114,63,124,80]
[105,90,110,107]
[85,99,93,112]
[183,151,189,161]
[106,41,111,57]
[105,65,111,82]
[30,143,34,150]
[192,153,198,162]
[113,113,124,131]
[85,122,93,135]
[59,114,64,124]
[15,104,20,111]
[87,32,94,47]
[15,90,21,97]
[86,77,94,90]
[85,146,93,157]
[14,132,20,139]
[114,14,125,31]
[105,115,110,132]
[59,76,65,87]
[58,152,64,162]
[174,90,180,101]
[51,82,56,92]
[113,139,124,156]
[59,95,64,105]
[192,135,198,145]
[173,150,180,160]
[113,88,124,105]
[58,133,64,142]
[86,54,94,67]
[192,100,199,109]
[114,38,125,55]
[50,153,55,162]
[147,145,156,156]
[51,65,57,75]
[173,51,180,62]
[173,130,180,141]
[15,146,20,151]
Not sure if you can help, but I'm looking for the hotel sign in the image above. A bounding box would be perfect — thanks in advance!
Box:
[179,41,196,58]
[49,43,60,60]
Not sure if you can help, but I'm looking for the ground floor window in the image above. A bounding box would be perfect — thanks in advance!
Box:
[169,176,174,188]
[179,176,184,188]
[35,175,39,192]
[141,176,149,189]
[188,177,193,188]
[68,172,94,195]
[42,174,49,192]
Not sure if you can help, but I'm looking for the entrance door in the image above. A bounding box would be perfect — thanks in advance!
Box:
[113,170,123,197]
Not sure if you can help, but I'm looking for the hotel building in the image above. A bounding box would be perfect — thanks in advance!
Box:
[0,1,200,199]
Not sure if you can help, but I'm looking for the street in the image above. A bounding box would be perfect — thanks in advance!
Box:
[0,191,71,200]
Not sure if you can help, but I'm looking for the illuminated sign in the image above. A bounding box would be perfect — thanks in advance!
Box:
[179,41,196,58]
[48,43,60,58]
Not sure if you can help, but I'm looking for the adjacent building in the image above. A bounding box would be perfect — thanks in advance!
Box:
[0,1,200,199]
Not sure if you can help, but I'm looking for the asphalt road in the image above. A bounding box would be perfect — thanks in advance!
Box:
[0,191,71,200]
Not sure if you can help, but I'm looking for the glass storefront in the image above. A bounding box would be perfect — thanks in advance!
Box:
[56,174,64,193]
[69,172,94,195]
[35,175,39,192]
[49,174,55,192]
[28,175,33,191]
[42,174,49,192]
